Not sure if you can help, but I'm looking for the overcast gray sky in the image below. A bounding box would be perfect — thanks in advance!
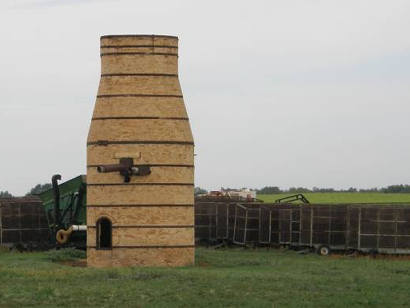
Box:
[1,0,410,195]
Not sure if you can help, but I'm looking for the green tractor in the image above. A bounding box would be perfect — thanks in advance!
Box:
[38,175,87,248]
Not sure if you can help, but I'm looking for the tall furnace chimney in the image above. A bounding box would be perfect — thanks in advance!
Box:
[87,35,194,267]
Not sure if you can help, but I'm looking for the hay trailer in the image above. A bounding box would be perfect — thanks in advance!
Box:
[194,201,410,255]
[0,197,49,249]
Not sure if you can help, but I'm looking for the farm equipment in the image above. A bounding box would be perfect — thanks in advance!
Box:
[34,175,410,257]
[275,194,310,204]
[0,197,49,250]
[195,200,410,256]
[38,175,87,248]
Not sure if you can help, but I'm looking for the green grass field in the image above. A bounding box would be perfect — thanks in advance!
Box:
[1,248,410,307]
[258,192,410,204]
[2,193,410,307]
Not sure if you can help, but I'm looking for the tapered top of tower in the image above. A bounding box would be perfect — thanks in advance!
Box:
[100,34,179,57]
[101,34,178,40]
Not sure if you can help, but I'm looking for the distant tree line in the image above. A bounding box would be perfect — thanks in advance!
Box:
[0,191,13,198]
[3,183,410,199]
[257,185,410,194]
[194,187,208,195]
[194,185,410,195]
[25,183,52,196]
[0,183,52,198]
[381,185,410,193]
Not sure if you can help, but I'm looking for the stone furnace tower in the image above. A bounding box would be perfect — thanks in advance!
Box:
[86,34,194,267]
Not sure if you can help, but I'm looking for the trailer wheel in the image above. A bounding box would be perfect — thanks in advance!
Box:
[318,245,331,256]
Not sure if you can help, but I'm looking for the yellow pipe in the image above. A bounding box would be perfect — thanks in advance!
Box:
[56,226,73,244]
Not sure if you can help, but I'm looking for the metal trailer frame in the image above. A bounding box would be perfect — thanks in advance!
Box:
[231,203,263,245]
[194,201,410,254]
[194,202,234,243]
[257,203,410,254]
[0,197,49,248]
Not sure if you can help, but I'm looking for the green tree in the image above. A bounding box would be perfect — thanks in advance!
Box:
[26,183,52,196]
[289,187,312,193]
[0,191,13,198]
[258,186,282,194]
[382,185,410,193]
[194,187,208,195]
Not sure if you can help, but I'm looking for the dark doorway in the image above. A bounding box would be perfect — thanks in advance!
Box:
[96,217,112,249]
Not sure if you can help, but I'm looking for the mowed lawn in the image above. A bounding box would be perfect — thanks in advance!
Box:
[1,248,410,307]
[258,192,410,204]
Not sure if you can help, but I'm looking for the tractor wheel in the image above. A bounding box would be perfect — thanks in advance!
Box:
[317,245,331,256]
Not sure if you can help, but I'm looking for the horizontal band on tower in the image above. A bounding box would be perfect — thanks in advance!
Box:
[88,245,194,249]
[97,94,183,98]
[87,204,194,208]
[101,45,178,49]
[101,34,178,39]
[87,140,194,146]
[87,225,194,228]
[91,117,189,120]
[87,183,194,186]
[101,73,178,77]
[101,52,178,57]
[87,164,193,168]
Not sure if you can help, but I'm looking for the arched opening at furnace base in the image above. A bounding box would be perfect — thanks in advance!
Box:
[96,217,112,249]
